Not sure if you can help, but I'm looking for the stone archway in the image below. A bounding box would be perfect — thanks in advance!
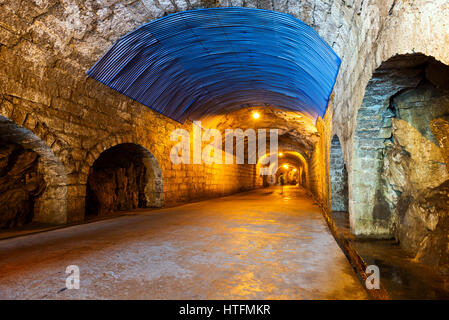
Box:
[0,115,68,227]
[85,143,162,218]
[330,135,348,212]
[274,163,301,186]
[257,150,307,188]
[351,54,449,246]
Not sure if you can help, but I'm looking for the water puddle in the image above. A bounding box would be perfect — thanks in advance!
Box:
[332,211,449,299]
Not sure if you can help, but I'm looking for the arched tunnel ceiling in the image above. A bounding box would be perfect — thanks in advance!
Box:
[258,151,307,169]
[87,7,341,123]
[203,106,320,157]
[258,150,306,177]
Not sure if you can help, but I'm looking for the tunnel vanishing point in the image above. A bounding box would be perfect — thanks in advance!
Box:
[0,1,449,300]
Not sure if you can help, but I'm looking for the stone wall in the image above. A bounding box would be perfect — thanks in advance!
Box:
[351,57,423,237]
[351,55,449,238]
[330,135,348,212]
[309,106,332,210]
[330,1,449,237]
[0,0,448,230]
[0,1,268,225]
[347,53,449,272]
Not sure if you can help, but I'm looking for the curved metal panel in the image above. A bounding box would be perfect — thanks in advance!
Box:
[87,7,341,123]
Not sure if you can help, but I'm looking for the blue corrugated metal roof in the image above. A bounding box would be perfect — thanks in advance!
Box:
[87,7,341,123]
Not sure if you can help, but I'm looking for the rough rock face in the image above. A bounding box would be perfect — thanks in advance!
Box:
[0,142,45,228]
[382,80,449,212]
[388,118,448,193]
[399,181,449,275]
[86,145,147,217]
[395,115,449,275]
[382,141,409,217]
[377,73,449,274]
[431,118,449,173]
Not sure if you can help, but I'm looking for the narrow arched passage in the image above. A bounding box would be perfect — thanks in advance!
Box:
[275,163,301,186]
[85,143,162,218]
[257,150,309,189]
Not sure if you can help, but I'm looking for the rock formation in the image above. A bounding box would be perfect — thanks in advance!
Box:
[0,142,45,228]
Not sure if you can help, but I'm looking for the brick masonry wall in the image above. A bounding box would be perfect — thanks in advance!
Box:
[0,0,263,223]
[308,106,332,212]
[330,134,348,212]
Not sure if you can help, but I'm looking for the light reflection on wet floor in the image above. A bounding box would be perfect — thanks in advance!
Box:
[0,186,368,299]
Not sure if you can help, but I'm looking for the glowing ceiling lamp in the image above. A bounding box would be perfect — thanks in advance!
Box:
[252,112,260,120]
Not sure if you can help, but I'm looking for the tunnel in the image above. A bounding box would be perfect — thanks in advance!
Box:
[0,1,448,301]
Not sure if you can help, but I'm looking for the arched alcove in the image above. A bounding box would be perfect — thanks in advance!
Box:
[351,53,449,272]
[352,53,449,237]
[85,143,162,218]
[0,115,68,228]
[330,135,348,212]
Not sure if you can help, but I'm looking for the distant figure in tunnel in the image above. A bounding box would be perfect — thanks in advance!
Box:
[279,174,285,186]
[279,173,285,194]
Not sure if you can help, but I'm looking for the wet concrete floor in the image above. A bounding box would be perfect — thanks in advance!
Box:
[0,186,368,299]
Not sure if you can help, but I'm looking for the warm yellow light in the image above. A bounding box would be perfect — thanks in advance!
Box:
[283,164,289,169]
[293,168,297,172]
[252,112,260,119]
[279,152,283,156]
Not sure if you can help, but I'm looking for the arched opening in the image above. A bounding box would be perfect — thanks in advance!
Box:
[0,115,68,228]
[257,150,308,188]
[352,53,449,273]
[85,143,162,218]
[330,135,348,212]
[275,163,301,186]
